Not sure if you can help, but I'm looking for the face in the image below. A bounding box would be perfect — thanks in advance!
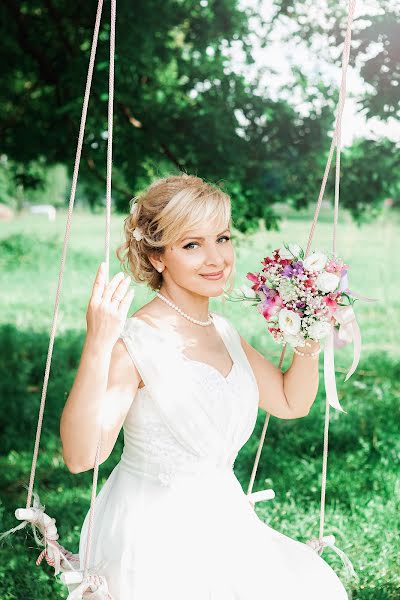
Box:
[153,222,234,298]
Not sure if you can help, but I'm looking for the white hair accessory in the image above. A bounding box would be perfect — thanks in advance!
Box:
[132,227,143,241]
[129,196,139,215]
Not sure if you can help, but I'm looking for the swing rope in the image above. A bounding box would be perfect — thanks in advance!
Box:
[6,0,357,590]
[83,0,116,579]
[25,0,105,513]
[20,0,116,585]
[246,0,358,576]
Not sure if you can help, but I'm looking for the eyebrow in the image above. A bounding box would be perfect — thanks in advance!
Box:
[180,229,230,242]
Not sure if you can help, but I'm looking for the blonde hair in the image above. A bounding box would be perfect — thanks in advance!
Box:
[116,173,236,293]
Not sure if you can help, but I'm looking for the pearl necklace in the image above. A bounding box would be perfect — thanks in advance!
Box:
[155,291,213,326]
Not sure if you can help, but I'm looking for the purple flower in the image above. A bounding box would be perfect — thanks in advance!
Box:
[259,285,278,300]
[282,261,304,278]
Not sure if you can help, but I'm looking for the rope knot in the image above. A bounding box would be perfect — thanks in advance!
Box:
[306,534,359,581]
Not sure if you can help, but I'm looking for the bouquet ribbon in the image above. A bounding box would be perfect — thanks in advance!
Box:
[324,305,361,413]
[323,270,378,412]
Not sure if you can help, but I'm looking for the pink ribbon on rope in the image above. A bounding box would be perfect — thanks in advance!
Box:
[0,489,80,577]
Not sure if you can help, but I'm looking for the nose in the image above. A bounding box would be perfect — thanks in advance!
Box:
[204,243,225,268]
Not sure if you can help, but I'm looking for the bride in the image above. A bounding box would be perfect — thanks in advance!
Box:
[60,174,349,599]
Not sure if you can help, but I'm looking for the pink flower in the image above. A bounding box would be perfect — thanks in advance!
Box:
[246,272,266,292]
[258,293,283,320]
[324,295,339,318]
[325,258,350,277]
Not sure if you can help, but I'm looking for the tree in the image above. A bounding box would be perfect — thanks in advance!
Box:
[0,1,396,228]
[271,0,400,120]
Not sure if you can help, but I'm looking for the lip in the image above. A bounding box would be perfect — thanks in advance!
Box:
[200,270,224,279]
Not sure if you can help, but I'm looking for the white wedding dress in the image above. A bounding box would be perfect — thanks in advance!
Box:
[78,311,349,599]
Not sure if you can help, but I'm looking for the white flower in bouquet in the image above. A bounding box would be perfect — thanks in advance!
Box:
[315,271,340,293]
[279,243,302,260]
[278,279,297,303]
[239,285,257,298]
[278,308,301,335]
[307,320,332,340]
[303,251,328,272]
[284,332,306,347]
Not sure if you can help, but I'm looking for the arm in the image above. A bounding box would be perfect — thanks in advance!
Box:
[60,262,137,473]
[60,336,141,473]
[240,335,320,419]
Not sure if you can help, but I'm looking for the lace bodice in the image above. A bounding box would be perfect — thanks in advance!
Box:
[119,312,259,487]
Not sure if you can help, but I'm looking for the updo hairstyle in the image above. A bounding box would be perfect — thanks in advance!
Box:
[116,173,235,292]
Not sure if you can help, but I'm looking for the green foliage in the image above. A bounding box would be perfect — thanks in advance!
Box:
[0,158,69,211]
[340,138,400,223]
[272,0,400,120]
[0,329,399,598]
[0,324,83,455]
[1,1,395,228]
[0,233,93,272]
[0,211,399,597]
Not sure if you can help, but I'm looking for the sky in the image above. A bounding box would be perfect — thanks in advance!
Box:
[225,0,400,148]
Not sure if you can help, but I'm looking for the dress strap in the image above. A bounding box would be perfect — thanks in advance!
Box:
[210,311,244,364]
[211,312,259,391]
[119,317,178,388]
[120,317,213,455]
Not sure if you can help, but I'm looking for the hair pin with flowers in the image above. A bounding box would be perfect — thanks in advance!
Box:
[225,242,377,413]
[129,196,143,241]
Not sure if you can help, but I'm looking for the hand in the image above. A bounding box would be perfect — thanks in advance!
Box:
[295,338,321,355]
[86,262,135,350]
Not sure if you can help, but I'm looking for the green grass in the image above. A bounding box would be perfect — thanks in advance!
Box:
[0,206,399,598]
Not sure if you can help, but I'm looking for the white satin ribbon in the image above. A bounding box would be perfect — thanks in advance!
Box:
[324,303,363,412]
[324,324,345,412]
[339,270,377,304]
[306,534,359,580]
[335,305,362,382]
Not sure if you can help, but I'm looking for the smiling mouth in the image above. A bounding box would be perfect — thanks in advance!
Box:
[200,271,223,276]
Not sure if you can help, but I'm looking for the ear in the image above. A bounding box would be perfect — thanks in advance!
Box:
[148,252,163,272]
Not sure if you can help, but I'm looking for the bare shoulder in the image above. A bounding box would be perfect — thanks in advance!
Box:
[129,299,175,328]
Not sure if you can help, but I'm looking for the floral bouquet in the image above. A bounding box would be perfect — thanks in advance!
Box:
[226,242,376,413]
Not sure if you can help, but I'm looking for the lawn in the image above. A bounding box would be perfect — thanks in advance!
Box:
[0,205,399,599]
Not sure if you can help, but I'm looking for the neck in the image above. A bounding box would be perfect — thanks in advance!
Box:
[157,285,210,321]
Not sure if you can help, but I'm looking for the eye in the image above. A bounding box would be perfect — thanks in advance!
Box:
[219,235,231,244]
[183,236,231,250]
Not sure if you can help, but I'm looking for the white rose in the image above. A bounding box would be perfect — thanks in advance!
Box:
[303,251,327,272]
[307,320,332,340]
[284,332,306,348]
[279,243,302,260]
[239,285,257,298]
[278,308,301,335]
[315,271,340,293]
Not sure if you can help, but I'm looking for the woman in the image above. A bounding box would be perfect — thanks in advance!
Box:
[60,174,348,599]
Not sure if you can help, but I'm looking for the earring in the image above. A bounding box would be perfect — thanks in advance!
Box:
[157,267,163,273]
